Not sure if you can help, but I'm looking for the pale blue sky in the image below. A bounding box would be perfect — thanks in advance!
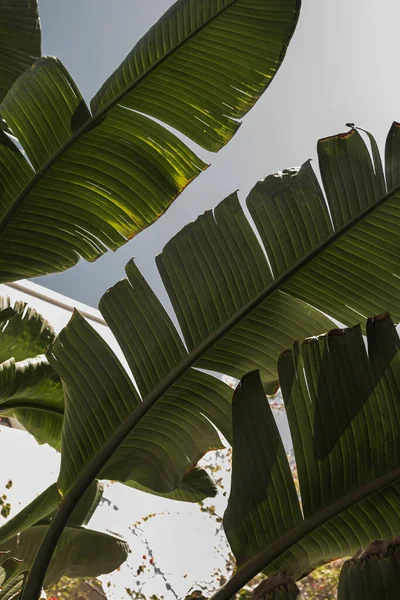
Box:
[35,0,400,306]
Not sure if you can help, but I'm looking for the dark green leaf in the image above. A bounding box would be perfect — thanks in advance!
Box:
[48,312,231,500]
[224,371,302,566]
[0,1,41,102]
[0,525,129,589]
[34,124,400,569]
[0,299,62,449]
[0,57,91,171]
[131,466,217,503]
[91,0,300,152]
[156,190,335,386]
[48,126,400,507]
[144,126,400,392]
[68,481,103,527]
[220,315,400,598]
[0,480,103,547]
[0,356,63,451]
[0,484,60,547]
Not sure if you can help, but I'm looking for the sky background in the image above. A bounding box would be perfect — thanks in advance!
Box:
[33,0,400,308]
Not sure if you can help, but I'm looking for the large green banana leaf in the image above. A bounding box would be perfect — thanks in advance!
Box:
[0,480,128,593]
[155,127,400,386]
[0,1,40,103]
[0,524,129,590]
[49,311,231,498]
[218,314,400,599]
[0,0,300,283]
[46,124,400,502]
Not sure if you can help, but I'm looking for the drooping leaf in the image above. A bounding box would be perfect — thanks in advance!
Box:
[0,481,103,547]
[0,298,62,448]
[219,314,400,599]
[0,0,300,282]
[0,525,129,589]
[223,371,302,567]
[0,1,41,102]
[0,288,223,503]
[0,481,126,592]
[0,574,24,600]
[131,466,217,503]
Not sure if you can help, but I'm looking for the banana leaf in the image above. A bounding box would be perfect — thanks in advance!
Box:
[0,479,128,592]
[219,314,400,599]
[0,0,299,282]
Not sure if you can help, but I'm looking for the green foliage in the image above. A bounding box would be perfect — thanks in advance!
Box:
[220,314,400,599]
[18,116,400,598]
[0,1,41,102]
[0,480,129,594]
[0,0,300,284]
[4,1,400,599]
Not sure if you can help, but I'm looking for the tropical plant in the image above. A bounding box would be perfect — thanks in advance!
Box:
[8,118,399,600]
[0,0,303,595]
[0,1,40,104]
[0,0,300,284]
[3,2,400,600]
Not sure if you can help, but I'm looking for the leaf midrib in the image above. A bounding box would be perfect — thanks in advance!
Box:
[0,0,241,241]
[210,465,400,600]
